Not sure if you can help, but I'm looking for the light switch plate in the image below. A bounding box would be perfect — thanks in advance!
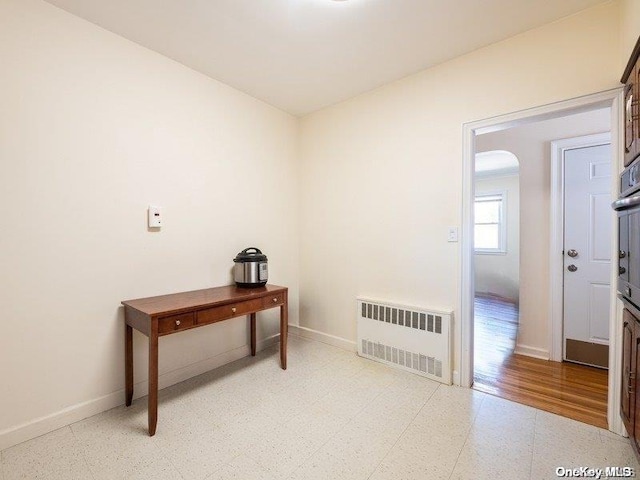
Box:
[447,227,458,242]
[148,205,162,228]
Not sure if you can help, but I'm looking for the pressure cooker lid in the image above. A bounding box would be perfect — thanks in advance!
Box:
[233,247,267,263]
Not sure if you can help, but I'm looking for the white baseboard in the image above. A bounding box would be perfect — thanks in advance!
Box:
[514,343,550,360]
[288,324,357,352]
[0,335,279,451]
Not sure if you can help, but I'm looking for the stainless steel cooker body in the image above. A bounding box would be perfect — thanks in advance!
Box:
[233,247,268,288]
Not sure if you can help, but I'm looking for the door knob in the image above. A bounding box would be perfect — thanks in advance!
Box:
[568,264,578,272]
[620,250,627,259]
[567,249,578,258]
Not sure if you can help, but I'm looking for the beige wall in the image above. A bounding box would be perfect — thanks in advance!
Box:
[475,109,611,357]
[298,2,622,372]
[621,0,640,70]
[474,174,520,303]
[0,0,299,446]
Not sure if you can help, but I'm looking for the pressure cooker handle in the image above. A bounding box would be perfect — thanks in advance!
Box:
[241,247,262,255]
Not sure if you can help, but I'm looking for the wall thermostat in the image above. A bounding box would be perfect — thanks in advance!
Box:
[148,205,162,228]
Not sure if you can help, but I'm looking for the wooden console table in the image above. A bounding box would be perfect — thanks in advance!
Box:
[121,284,288,436]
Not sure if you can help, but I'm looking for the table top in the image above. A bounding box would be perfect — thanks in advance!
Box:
[122,284,287,316]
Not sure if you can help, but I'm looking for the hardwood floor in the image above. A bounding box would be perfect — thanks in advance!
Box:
[473,294,609,429]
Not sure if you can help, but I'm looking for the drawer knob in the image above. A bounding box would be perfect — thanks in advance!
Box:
[175,320,181,326]
[273,297,278,303]
[232,307,237,313]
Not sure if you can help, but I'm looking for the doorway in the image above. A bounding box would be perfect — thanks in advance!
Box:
[460,89,623,434]
[472,119,612,428]
[472,150,520,392]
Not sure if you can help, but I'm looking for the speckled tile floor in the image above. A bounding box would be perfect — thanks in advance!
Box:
[1,336,638,480]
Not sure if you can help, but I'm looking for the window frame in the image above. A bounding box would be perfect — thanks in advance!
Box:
[474,190,507,255]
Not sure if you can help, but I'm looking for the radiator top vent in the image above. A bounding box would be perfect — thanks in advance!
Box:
[360,301,443,333]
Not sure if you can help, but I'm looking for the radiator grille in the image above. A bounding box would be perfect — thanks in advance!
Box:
[361,301,444,333]
[360,339,443,377]
[357,298,452,384]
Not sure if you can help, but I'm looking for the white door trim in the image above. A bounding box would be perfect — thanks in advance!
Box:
[460,87,625,435]
[549,133,612,363]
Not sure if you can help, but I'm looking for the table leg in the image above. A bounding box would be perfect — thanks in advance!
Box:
[125,323,133,407]
[250,313,257,356]
[280,294,288,370]
[148,325,159,436]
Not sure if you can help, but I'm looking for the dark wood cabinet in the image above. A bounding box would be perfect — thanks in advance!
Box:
[624,76,636,166]
[623,39,640,166]
[635,329,640,454]
[622,309,636,433]
[621,305,640,457]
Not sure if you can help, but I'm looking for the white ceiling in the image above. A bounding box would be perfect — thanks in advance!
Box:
[44,0,606,116]
[475,150,519,177]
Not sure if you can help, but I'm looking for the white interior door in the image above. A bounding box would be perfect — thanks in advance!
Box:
[563,143,612,368]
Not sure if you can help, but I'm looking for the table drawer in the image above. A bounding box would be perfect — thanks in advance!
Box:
[196,298,263,326]
[158,312,195,335]
[263,293,284,309]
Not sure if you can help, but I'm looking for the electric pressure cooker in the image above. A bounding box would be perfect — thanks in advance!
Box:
[233,247,268,288]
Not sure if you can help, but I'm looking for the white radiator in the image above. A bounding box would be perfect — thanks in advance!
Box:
[357,297,453,385]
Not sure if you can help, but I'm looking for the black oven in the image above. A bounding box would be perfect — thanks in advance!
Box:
[615,158,640,451]
[614,158,640,308]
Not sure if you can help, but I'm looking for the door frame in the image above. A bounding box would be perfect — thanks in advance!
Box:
[549,132,612,363]
[460,87,624,434]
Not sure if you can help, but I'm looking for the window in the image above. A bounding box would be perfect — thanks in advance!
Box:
[474,192,506,254]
